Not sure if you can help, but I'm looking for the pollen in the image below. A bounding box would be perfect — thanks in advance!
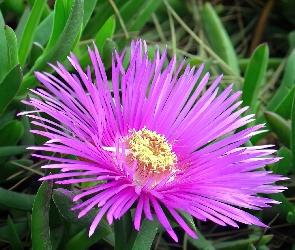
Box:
[127,127,177,174]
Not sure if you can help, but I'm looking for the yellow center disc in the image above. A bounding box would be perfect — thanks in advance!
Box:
[127,127,177,173]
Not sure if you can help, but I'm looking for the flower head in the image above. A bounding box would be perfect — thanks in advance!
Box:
[22,40,286,242]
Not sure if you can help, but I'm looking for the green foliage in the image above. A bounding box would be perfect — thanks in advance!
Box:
[0,65,22,115]
[201,2,240,75]
[242,44,269,115]
[31,181,52,250]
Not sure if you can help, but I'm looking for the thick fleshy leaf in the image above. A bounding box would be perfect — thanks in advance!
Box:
[43,0,75,52]
[269,192,295,223]
[0,12,9,82]
[82,0,98,29]
[274,84,295,119]
[28,42,44,67]
[0,64,23,115]
[0,120,24,163]
[4,25,19,69]
[264,111,291,148]
[19,0,84,94]
[20,115,35,145]
[292,91,295,173]
[187,229,214,250]
[66,228,111,250]
[7,216,24,250]
[0,120,23,147]
[271,147,291,176]
[18,0,47,68]
[33,12,54,47]
[242,44,269,114]
[0,222,29,243]
[0,145,30,158]
[114,212,133,250]
[15,7,30,43]
[201,2,240,75]
[267,48,295,111]
[0,109,15,127]
[52,188,111,231]
[125,219,159,250]
[0,187,35,211]
[252,48,295,144]
[31,181,53,250]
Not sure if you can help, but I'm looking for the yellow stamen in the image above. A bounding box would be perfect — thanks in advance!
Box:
[127,127,177,174]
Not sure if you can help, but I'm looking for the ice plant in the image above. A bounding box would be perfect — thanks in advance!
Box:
[21,40,286,242]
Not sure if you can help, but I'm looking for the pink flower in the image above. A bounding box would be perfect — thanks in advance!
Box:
[22,40,286,242]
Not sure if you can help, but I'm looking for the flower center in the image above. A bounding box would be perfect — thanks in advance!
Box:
[126,128,177,185]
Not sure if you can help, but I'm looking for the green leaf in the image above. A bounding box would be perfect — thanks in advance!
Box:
[242,44,269,114]
[25,102,49,146]
[0,187,35,211]
[34,12,54,47]
[291,91,295,174]
[0,222,29,242]
[66,228,111,250]
[43,0,74,53]
[82,0,98,29]
[0,64,23,115]
[0,120,23,163]
[0,120,24,147]
[26,0,51,19]
[125,219,158,250]
[0,109,15,128]
[287,211,295,223]
[0,12,9,82]
[114,212,133,250]
[187,228,214,250]
[19,0,84,94]
[20,115,35,145]
[274,84,295,119]
[201,2,240,74]
[28,42,44,67]
[264,111,291,148]
[31,181,53,250]
[15,7,30,43]
[269,192,295,223]
[271,147,291,175]
[7,216,24,250]
[52,188,111,231]
[267,48,295,111]
[18,0,47,68]
[0,145,30,158]
[4,25,19,69]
